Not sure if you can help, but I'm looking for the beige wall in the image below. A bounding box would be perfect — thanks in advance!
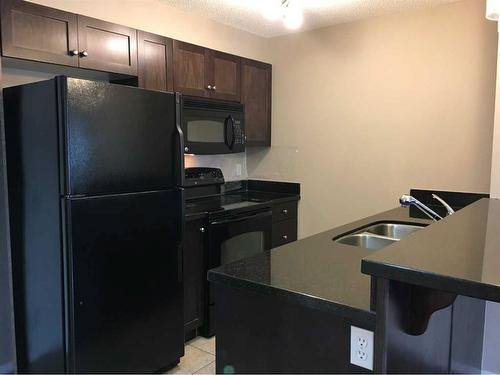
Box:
[490,23,500,198]
[248,0,498,238]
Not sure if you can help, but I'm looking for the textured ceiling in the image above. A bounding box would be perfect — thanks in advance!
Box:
[159,0,462,37]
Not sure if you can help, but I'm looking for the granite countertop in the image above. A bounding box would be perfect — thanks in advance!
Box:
[362,198,500,303]
[208,206,431,325]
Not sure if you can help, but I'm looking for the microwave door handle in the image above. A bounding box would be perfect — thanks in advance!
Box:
[231,117,236,149]
[224,116,235,150]
[210,210,272,226]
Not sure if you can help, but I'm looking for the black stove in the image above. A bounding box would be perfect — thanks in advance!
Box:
[183,167,273,337]
[184,168,271,217]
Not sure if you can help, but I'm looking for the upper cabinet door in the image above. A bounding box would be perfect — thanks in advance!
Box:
[138,31,173,92]
[77,15,137,76]
[241,59,272,147]
[173,40,210,97]
[0,0,79,66]
[210,50,241,102]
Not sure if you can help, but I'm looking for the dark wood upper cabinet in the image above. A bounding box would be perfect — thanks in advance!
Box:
[173,41,241,101]
[0,0,79,67]
[173,40,210,97]
[137,31,173,92]
[0,2,271,136]
[241,58,272,147]
[76,15,137,76]
[210,50,241,102]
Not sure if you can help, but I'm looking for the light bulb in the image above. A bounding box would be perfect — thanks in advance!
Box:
[486,0,500,21]
[262,0,283,21]
[283,0,303,29]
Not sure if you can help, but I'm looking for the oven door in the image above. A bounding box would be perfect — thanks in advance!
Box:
[183,108,245,155]
[208,209,272,271]
[203,209,272,336]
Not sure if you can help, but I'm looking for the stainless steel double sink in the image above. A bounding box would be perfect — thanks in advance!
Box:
[333,222,427,250]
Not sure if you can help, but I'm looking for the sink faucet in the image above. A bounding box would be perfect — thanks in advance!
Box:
[399,194,455,221]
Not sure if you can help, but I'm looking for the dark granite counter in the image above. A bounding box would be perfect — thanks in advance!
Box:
[362,198,500,302]
[208,206,431,325]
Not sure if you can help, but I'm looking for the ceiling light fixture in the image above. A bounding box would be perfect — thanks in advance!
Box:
[486,0,500,21]
[262,0,303,30]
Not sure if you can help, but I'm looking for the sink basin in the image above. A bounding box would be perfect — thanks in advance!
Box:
[364,223,424,240]
[335,233,397,249]
[333,222,427,250]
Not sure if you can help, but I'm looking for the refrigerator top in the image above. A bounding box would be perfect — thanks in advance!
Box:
[60,77,182,197]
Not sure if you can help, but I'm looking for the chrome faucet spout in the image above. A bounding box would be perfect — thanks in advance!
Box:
[399,194,443,221]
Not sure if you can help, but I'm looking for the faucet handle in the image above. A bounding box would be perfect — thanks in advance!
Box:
[432,194,455,216]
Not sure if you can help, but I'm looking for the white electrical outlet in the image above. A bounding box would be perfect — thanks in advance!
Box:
[350,326,374,370]
[235,163,242,176]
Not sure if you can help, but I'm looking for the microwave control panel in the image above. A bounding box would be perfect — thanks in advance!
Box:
[234,120,245,145]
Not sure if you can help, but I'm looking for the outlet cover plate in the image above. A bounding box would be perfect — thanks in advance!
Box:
[350,326,374,370]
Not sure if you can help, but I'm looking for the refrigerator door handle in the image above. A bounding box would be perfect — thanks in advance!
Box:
[177,242,183,283]
[175,92,185,186]
[177,187,185,283]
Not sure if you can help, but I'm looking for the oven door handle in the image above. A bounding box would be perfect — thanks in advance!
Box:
[210,210,272,226]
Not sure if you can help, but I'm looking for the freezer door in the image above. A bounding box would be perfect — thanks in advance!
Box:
[65,190,183,373]
[64,78,180,196]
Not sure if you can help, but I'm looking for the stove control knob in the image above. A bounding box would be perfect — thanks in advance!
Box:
[184,147,189,152]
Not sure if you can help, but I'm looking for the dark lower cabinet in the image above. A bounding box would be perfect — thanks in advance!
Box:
[138,31,173,92]
[184,218,206,336]
[241,58,272,147]
[272,219,297,248]
[0,0,79,67]
[214,283,373,373]
[0,57,17,374]
[272,201,298,248]
[375,279,485,374]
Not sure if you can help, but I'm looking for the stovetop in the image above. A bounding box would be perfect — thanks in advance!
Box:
[185,191,272,216]
[183,167,300,219]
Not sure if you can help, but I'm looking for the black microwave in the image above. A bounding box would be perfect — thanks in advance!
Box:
[181,96,245,155]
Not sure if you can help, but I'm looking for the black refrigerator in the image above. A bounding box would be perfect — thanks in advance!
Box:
[4,77,185,373]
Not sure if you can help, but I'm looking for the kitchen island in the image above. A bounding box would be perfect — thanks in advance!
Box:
[208,206,431,373]
[362,198,500,373]
[208,198,497,374]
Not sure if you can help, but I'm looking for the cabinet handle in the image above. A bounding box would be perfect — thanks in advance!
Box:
[207,85,212,90]
[69,49,79,56]
[282,235,288,240]
[80,51,89,57]
[282,209,288,215]
[200,227,205,233]
[212,85,216,91]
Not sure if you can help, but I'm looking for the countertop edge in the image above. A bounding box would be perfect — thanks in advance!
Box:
[361,259,500,303]
[208,271,376,327]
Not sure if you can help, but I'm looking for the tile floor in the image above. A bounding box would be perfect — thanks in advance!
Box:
[167,337,216,374]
